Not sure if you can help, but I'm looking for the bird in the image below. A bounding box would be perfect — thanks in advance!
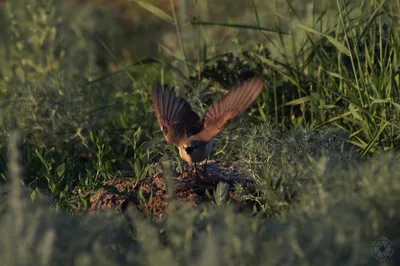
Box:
[152,77,264,169]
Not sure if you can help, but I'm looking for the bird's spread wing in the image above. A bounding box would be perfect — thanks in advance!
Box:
[152,84,203,146]
[194,77,264,142]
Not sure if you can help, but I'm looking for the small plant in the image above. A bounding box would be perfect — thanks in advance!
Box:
[124,127,155,181]
[83,130,116,182]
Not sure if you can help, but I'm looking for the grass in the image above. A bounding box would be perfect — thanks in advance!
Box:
[0,0,400,265]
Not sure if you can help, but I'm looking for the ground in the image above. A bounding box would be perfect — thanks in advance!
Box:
[87,160,259,219]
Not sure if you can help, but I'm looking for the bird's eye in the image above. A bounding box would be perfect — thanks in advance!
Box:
[185,144,197,154]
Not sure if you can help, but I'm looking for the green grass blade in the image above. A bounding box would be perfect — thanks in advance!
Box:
[191,18,287,34]
[132,0,175,24]
[360,121,390,156]
[284,96,313,106]
[295,24,350,56]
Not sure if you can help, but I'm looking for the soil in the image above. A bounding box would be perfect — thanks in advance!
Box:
[86,160,259,220]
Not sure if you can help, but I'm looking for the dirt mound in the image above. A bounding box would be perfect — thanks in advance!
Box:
[87,160,258,220]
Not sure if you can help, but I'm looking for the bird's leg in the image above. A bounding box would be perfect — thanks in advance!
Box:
[193,162,202,182]
[193,162,198,175]
[203,159,208,174]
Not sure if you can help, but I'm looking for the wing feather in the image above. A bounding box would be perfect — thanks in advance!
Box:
[194,77,264,142]
[152,84,203,145]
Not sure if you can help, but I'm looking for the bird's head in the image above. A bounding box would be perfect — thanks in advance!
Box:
[179,139,213,163]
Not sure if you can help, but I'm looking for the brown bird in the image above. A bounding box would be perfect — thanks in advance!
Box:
[152,77,264,165]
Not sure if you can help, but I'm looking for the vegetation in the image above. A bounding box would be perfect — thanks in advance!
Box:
[0,0,399,265]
